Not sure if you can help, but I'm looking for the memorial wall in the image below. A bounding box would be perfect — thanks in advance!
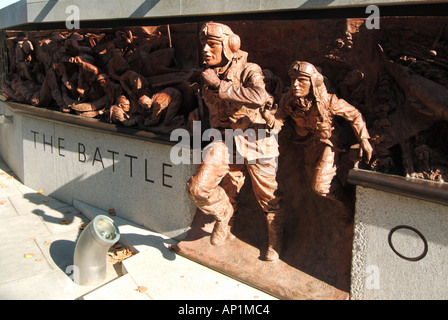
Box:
[1,1,447,299]
[2,17,447,181]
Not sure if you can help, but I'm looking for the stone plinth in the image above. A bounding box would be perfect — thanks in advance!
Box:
[0,100,198,239]
[350,176,448,299]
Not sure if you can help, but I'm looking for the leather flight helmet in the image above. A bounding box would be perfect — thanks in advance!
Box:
[288,61,324,88]
[200,22,241,61]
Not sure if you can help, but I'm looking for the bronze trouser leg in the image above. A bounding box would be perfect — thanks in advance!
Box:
[304,141,339,199]
[246,157,282,214]
[186,140,248,245]
[186,163,232,221]
[186,140,240,221]
[221,168,246,216]
[305,141,353,221]
[246,157,283,261]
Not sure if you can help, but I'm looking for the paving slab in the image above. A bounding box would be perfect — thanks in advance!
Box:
[0,175,22,198]
[122,243,277,300]
[82,274,152,300]
[8,192,69,216]
[11,181,40,196]
[0,240,53,283]
[0,214,51,245]
[31,205,88,235]
[0,197,18,218]
[0,232,125,299]
[0,267,119,300]
[0,270,75,300]
[34,230,83,271]
[0,163,23,199]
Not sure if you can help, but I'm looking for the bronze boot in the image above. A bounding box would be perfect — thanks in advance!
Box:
[264,212,283,262]
[210,205,233,246]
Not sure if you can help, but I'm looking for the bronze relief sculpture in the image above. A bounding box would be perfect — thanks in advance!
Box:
[186,22,283,261]
[1,27,189,133]
[264,61,373,219]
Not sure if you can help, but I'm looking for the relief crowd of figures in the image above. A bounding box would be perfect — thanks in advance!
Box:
[1,26,193,134]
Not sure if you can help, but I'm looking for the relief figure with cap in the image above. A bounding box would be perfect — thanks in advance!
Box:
[186,22,283,261]
[265,61,373,220]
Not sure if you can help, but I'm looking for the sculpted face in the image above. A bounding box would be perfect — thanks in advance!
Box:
[202,39,225,67]
[291,75,311,98]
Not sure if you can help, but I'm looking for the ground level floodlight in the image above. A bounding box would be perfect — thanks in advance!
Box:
[73,215,120,286]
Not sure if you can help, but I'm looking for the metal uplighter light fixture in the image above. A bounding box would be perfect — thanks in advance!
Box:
[73,215,120,286]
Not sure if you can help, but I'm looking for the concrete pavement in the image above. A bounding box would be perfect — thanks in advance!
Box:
[0,156,277,300]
